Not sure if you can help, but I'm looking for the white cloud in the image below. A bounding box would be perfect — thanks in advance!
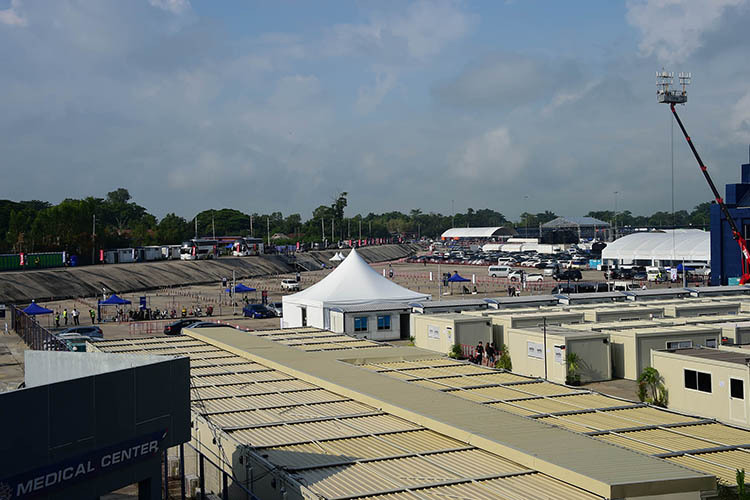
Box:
[148,0,190,15]
[728,90,750,143]
[626,0,746,62]
[355,70,397,114]
[0,0,27,27]
[458,127,527,179]
[542,80,600,115]
[326,0,472,61]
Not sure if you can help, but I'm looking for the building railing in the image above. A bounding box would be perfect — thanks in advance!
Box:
[10,305,70,351]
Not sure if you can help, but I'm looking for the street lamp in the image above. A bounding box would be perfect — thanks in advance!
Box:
[523,196,529,237]
[613,191,619,240]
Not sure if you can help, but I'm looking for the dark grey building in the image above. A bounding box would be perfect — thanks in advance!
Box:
[0,351,190,499]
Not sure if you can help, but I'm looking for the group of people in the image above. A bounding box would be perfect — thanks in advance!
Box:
[54,307,96,328]
[470,341,498,366]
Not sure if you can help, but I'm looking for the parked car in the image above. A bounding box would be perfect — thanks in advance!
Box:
[488,265,513,278]
[268,302,283,317]
[243,303,275,319]
[281,279,300,291]
[508,271,544,282]
[56,333,102,352]
[553,269,583,281]
[57,326,103,338]
[164,318,201,335]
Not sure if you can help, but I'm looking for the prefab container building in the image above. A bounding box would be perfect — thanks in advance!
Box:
[624,288,692,301]
[582,305,665,323]
[329,302,411,340]
[484,295,560,309]
[505,326,612,384]
[688,285,750,298]
[564,319,672,332]
[409,298,488,315]
[718,321,750,345]
[662,301,741,318]
[608,325,722,380]
[557,291,629,306]
[652,346,750,427]
[412,313,492,355]
[464,310,585,347]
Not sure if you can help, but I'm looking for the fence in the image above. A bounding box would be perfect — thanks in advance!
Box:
[10,305,69,351]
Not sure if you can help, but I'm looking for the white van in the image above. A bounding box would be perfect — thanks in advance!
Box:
[488,265,512,278]
[646,266,666,282]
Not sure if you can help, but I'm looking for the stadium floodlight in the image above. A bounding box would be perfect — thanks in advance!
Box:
[657,69,688,104]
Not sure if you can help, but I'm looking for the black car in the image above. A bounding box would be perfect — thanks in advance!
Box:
[605,268,633,280]
[553,269,582,281]
[164,318,201,335]
[187,321,237,329]
[632,271,648,281]
[243,303,275,319]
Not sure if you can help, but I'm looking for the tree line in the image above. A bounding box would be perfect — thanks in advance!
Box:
[0,188,713,263]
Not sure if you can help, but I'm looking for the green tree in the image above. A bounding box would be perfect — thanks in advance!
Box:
[637,367,668,407]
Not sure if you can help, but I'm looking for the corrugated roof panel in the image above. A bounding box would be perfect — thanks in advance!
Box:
[666,453,745,485]
[511,382,581,397]
[376,429,468,454]
[260,436,405,469]
[425,449,528,477]
[398,365,490,378]
[603,407,700,427]
[228,415,420,447]
[595,433,668,455]
[553,393,631,410]
[537,416,593,434]
[207,401,377,428]
[408,379,453,390]
[196,389,346,413]
[511,397,590,415]
[383,371,419,381]
[447,385,529,402]
[614,428,716,453]
[481,473,605,500]
[674,423,750,446]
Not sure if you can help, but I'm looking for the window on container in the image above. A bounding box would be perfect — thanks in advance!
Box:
[685,369,711,393]
[667,340,692,350]
[377,315,391,330]
[354,316,368,332]
[731,378,744,399]
[705,338,718,348]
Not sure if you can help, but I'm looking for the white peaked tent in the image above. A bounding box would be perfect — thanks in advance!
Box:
[282,249,430,329]
[329,252,345,262]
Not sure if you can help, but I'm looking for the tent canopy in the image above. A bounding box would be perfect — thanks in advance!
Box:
[283,248,430,307]
[602,229,709,263]
[23,302,52,315]
[226,284,256,293]
[99,294,131,305]
[447,273,470,282]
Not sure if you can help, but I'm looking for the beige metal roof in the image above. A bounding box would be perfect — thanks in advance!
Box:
[179,329,713,498]
[91,335,617,499]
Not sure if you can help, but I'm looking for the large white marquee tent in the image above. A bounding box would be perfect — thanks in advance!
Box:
[601,229,709,265]
[282,249,430,329]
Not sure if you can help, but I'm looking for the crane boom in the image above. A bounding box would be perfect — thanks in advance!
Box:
[669,103,750,284]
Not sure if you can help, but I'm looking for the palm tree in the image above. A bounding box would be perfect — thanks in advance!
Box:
[566,352,581,386]
[637,367,668,407]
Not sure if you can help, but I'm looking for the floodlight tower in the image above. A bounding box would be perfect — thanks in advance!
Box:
[657,71,750,284]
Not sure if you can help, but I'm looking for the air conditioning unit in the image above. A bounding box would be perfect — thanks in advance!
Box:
[185,475,199,499]
[168,457,180,478]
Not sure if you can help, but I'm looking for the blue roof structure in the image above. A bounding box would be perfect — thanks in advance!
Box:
[22,302,53,315]
[99,294,131,305]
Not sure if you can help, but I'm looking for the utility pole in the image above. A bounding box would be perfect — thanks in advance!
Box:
[613,191,618,240]
[359,220,362,241]
[331,219,334,244]
[250,215,253,237]
[194,217,198,239]
[348,220,351,239]
[543,317,548,380]
[452,200,455,228]
[212,215,216,240]
[91,214,96,265]
[369,221,371,238]
[267,216,271,246]
[321,218,325,244]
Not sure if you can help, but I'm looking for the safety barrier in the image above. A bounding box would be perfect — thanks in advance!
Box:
[10,305,69,351]
[128,320,172,336]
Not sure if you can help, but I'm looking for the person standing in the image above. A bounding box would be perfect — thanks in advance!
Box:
[89,309,96,324]
[54,311,60,328]
[72,308,79,326]
[474,341,484,365]
[63,308,68,326]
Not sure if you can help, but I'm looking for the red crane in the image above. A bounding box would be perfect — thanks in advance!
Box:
[658,71,750,284]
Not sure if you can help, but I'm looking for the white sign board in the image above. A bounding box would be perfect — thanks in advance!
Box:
[428,325,440,340]
[527,341,544,359]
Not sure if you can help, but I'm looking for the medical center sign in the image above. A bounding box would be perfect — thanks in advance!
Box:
[0,430,166,499]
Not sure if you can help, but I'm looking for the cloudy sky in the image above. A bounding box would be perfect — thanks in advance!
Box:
[2,0,750,220]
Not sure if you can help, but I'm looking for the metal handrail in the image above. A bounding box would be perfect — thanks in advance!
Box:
[10,305,70,351]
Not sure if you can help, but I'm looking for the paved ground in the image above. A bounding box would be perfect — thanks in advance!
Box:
[584,378,640,402]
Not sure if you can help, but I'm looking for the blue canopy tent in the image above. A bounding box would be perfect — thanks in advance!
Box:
[225,284,256,294]
[22,302,53,315]
[98,294,132,322]
[446,273,471,295]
